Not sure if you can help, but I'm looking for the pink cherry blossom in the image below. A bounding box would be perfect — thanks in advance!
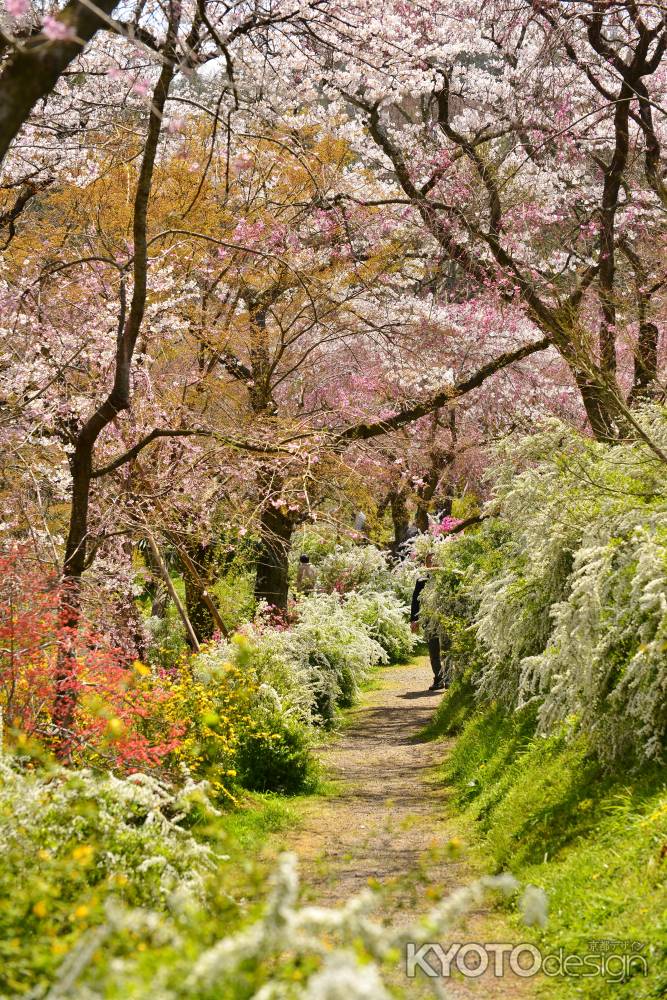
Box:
[5,0,28,17]
[42,14,75,40]
[131,78,150,97]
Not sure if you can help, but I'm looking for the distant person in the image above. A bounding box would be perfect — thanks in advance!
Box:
[353,510,368,537]
[410,553,448,691]
[397,522,419,561]
[295,554,317,594]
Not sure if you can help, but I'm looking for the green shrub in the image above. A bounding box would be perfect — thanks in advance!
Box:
[144,605,189,671]
[235,715,318,794]
[212,569,256,633]
[289,525,347,565]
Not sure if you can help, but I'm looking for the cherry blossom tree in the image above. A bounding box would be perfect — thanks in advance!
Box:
[1,0,665,686]
[267,0,666,439]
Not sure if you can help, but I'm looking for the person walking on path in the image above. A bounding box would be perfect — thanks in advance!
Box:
[410,554,448,691]
[295,554,318,594]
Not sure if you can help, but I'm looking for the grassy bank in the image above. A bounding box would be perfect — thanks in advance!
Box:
[424,681,667,998]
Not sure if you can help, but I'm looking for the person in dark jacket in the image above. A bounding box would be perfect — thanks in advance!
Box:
[410,554,447,691]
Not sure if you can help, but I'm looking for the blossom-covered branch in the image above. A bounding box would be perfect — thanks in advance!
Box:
[338,337,552,442]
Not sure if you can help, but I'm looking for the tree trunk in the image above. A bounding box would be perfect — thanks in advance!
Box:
[388,488,410,555]
[143,542,170,618]
[180,541,217,643]
[415,443,451,531]
[560,338,628,442]
[53,35,179,748]
[631,322,659,402]
[54,440,93,743]
[619,238,661,403]
[597,79,633,378]
[184,573,215,644]
[254,505,294,612]
[414,504,429,534]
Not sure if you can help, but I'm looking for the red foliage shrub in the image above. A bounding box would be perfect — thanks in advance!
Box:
[0,546,185,770]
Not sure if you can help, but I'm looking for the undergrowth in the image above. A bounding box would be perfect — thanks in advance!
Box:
[426,683,667,998]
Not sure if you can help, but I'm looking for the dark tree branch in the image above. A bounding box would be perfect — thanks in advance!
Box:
[447,512,486,535]
[337,337,552,443]
[92,426,296,478]
[91,429,207,477]
[0,0,120,165]
[0,177,52,248]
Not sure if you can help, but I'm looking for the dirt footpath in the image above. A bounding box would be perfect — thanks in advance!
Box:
[286,656,536,998]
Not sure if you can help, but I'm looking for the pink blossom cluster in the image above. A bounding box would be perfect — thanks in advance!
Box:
[4,0,28,16]
[432,517,464,537]
[42,14,75,40]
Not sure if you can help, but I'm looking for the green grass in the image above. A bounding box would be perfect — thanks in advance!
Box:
[216,793,297,851]
[425,683,667,998]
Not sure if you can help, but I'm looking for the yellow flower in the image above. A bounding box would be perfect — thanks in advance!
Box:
[444,837,463,858]
[73,904,89,920]
[107,718,123,737]
[132,660,151,677]
[32,900,47,918]
[71,844,94,864]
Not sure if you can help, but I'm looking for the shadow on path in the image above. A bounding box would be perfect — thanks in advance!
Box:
[284,657,535,999]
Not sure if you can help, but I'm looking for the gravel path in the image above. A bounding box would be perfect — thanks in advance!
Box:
[287,655,535,998]
[292,656,457,910]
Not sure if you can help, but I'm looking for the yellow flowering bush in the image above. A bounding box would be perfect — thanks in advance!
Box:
[130,636,315,800]
[158,656,257,801]
[166,632,319,797]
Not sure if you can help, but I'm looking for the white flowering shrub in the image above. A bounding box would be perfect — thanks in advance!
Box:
[521,521,667,764]
[48,851,527,1000]
[0,756,218,992]
[194,628,317,725]
[427,408,667,764]
[386,555,420,605]
[205,593,388,729]
[343,590,416,663]
[317,544,392,594]
[290,593,388,719]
